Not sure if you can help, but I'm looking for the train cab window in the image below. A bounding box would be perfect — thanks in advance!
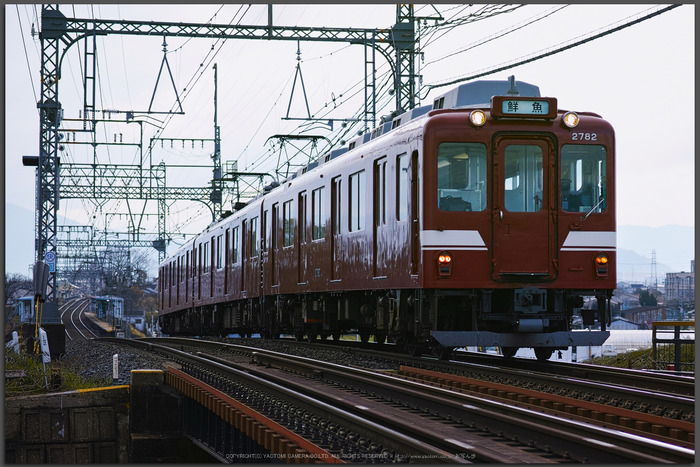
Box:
[503,144,543,213]
[349,170,366,231]
[283,200,294,247]
[437,142,487,212]
[250,217,259,257]
[312,187,326,240]
[561,145,607,213]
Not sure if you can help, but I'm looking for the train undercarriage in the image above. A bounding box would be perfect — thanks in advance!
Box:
[159,287,612,361]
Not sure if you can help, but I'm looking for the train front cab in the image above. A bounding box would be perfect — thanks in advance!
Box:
[422,97,615,360]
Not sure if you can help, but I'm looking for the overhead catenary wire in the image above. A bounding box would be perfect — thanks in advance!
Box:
[423,5,569,69]
[15,5,39,106]
[422,4,681,93]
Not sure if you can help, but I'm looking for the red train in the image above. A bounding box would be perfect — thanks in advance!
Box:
[159,77,615,360]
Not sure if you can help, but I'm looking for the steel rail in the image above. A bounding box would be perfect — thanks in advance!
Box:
[119,337,693,462]
[106,338,470,463]
[453,351,696,396]
[245,347,695,463]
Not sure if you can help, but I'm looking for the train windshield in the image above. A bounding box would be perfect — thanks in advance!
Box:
[561,145,607,213]
[437,142,487,211]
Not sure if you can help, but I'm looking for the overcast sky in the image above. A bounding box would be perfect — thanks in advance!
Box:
[4,4,695,274]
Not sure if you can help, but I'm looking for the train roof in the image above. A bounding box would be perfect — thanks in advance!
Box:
[297,77,541,177]
[164,77,542,259]
[431,79,540,109]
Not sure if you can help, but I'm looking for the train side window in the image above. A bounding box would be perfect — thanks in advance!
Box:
[561,145,607,213]
[298,192,307,243]
[283,200,294,247]
[262,210,268,252]
[211,238,216,272]
[312,186,326,240]
[332,177,342,234]
[202,241,210,273]
[271,204,279,251]
[250,216,259,257]
[232,226,239,263]
[225,229,230,265]
[193,248,197,277]
[436,142,487,212]
[374,158,386,226]
[216,234,223,269]
[349,170,366,231]
[397,153,409,221]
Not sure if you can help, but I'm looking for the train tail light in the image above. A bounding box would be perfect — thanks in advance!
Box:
[437,251,453,277]
[594,252,609,278]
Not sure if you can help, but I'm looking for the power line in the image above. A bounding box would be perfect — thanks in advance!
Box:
[423,4,682,93]
[15,5,39,106]
[424,5,568,68]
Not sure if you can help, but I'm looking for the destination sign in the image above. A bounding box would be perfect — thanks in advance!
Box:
[501,99,549,115]
[490,96,558,119]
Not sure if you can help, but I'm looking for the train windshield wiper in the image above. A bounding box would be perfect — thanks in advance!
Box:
[581,197,605,221]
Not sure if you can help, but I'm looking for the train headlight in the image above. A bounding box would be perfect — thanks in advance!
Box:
[469,110,486,127]
[594,252,609,278]
[437,251,453,277]
[562,111,579,128]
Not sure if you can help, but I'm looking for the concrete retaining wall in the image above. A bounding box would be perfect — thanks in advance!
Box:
[4,386,130,463]
[5,370,215,463]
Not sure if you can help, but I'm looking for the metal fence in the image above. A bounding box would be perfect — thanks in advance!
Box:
[652,321,694,372]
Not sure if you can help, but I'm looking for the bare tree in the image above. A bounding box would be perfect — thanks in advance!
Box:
[5,274,32,307]
[5,273,33,323]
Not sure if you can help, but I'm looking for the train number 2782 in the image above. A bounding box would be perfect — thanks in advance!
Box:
[571,132,597,141]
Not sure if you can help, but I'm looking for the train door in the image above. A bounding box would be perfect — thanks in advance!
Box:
[241,220,247,294]
[331,177,342,280]
[373,158,388,277]
[197,244,202,300]
[410,151,420,275]
[492,135,556,280]
[224,229,230,295]
[297,191,307,284]
[249,215,259,294]
[261,205,268,296]
[185,250,190,303]
[271,203,279,286]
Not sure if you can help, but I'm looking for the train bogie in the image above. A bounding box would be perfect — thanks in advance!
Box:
[159,77,615,360]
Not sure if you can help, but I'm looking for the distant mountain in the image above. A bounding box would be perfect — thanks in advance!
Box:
[617,224,694,273]
[616,248,673,285]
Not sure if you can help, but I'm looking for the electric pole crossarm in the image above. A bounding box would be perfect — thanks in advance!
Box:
[57,239,158,249]
[51,16,392,44]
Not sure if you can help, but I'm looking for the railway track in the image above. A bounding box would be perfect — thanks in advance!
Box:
[102,337,694,463]
[59,298,105,341]
[274,338,695,420]
[452,350,696,396]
